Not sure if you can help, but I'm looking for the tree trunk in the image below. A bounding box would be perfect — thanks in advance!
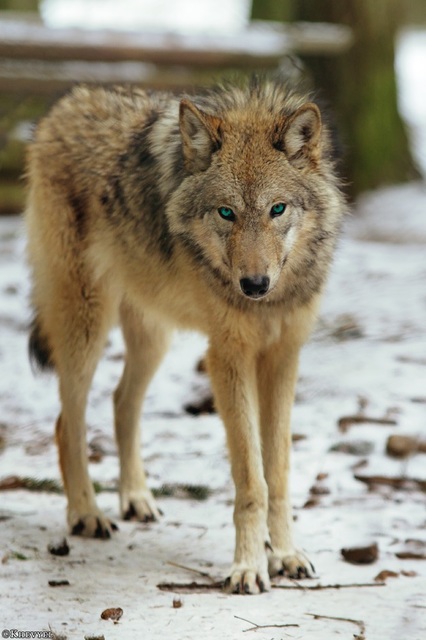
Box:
[251,0,419,196]
[250,0,293,23]
[0,0,39,9]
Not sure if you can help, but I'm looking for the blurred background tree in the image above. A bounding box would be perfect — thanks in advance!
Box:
[0,0,44,213]
[0,0,38,8]
[0,0,423,211]
[252,0,420,196]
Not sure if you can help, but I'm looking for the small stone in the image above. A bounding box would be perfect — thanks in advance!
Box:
[100,607,123,622]
[47,538,70,557]
[184,395,215,415]
[48,579,70,587]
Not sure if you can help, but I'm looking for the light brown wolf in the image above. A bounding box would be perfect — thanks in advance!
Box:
[26,79,346,594]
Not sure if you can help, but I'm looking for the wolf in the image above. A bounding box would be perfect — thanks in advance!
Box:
[25,78,345,594]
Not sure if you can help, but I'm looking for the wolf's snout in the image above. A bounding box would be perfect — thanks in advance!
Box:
[240,275,270,299]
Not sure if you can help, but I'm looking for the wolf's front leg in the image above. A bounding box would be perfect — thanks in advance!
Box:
[257,335,315,579]
[114,305,170,522]
[207,343,270,594]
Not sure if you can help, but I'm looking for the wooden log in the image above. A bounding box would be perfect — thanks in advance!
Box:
[0,58,200,93]
[0,19,352,68]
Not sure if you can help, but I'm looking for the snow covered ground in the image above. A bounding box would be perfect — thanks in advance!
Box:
[1,183,425,639]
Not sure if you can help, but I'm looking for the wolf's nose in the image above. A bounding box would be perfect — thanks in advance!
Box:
[240,275,270,298]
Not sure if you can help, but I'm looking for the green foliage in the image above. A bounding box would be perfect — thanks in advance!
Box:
[153,483,213,501]
[18,477,64,493]
[0,1,39,10]
[10,550,29,560]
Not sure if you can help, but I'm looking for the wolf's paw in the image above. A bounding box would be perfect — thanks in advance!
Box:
[121,489,162,523]
[268,548,315,579]
[224,563,271,595]
[70,512,118,539]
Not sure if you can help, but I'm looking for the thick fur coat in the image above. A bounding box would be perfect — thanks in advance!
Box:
[26,79,346,594]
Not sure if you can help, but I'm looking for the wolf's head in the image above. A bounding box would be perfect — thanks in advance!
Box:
[167,84,344,308]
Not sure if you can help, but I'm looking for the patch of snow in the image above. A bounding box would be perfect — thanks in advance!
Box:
[349,181,426,244]
[396,29,426,176]
[1,184,425,638]
[41,0,250,34]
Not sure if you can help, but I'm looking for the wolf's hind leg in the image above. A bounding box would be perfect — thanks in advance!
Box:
[53,283,117,538]
[114,302,171,522]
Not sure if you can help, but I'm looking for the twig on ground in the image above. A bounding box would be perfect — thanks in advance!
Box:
[157,579,386,593]
[308,612,366,639]
[354,473,426,492]
[166,560,217,582]
[234,615,299,633]
[396,551,426,560]
[272,581,385,591]
[338,415,397,432]
[157,580,224,592]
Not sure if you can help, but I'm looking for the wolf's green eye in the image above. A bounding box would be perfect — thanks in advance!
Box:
[270,202,287,217]
[218,206,236,221]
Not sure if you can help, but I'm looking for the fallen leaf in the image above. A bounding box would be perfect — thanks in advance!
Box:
[374,569,399,582]
[88,451,103,463]
[338,415,397,433]
[292,433,307,442]
[173,597,183,608]
[341,543,379,565]
[196,357,207,373]
[386,434,426,458]
[0,475,26,490]
[354,474,426,492]
[398,539,426,558]
[303,497,320,509]
[316,472,329,481]
[309,484,330,496]
[396,551,426,560]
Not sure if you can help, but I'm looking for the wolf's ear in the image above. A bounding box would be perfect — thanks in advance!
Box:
[274,103,322,168]
[179,99,222,172]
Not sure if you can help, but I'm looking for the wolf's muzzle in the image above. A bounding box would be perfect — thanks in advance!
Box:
[240,275,270,299]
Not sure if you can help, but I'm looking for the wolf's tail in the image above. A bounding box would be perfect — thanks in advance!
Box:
[29,315,54,371]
